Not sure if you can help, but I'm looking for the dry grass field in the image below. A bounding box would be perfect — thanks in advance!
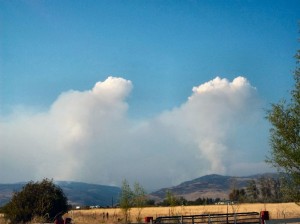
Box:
[62,203,300,224]
[0,203,300,224]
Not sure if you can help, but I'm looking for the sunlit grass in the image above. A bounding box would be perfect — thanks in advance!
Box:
[0,203,299,223]
[62,203,300,224]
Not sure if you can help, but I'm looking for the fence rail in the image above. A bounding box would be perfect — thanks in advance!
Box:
[154,212,260,224]
[265,218,300,224]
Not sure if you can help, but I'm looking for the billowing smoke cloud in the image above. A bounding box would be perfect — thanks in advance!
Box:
[0,76,272,190]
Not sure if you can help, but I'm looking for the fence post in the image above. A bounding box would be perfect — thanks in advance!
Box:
[260,211,269,224]
[227,202,229,224]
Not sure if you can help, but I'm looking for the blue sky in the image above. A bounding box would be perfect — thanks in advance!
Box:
[0,0,299,189]
[1,0,299,117]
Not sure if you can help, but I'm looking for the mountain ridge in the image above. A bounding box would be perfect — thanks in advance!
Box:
[149,173,278,201]
[0,173,278,207]
[0,181,121,207]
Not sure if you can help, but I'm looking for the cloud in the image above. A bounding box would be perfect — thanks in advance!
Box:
[0,76,270,190]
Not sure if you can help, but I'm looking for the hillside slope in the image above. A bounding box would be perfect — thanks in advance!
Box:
[0,181,121,207]
[0,173,278,206]
[149,173,278,201]
[57,181,121,206]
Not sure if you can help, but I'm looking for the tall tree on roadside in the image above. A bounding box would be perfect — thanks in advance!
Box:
[165,190,178,215]
[266,45,300,201]
[133,182,147,223]
[120,179,134,223]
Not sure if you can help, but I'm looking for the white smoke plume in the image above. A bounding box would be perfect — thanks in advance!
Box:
[0,76,271,190]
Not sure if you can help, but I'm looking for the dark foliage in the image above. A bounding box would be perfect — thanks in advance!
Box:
[2,179,68,223]
[228,176,294,203]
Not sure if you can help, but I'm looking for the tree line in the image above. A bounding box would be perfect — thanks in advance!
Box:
[156,193,222,206]
[228,175,297,203]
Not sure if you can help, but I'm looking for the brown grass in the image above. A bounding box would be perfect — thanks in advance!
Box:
[0,203,299,224]
[62,203,300,224]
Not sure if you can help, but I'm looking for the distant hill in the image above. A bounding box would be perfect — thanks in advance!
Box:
[149,173,279,201]
[56,181,121,207]
[0,183,25,207]
[0,181,121,207]
[0,173,278,207]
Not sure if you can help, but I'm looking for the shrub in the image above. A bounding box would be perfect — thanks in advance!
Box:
[2,178,69,223]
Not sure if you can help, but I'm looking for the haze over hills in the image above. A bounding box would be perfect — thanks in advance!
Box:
[0,181,121,207]
[0,183,25,207]
[0,173,278,207]
[57,181,121,207]
[149,173,278,201]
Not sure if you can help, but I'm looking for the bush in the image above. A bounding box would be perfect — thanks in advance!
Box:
[2,178,69,223]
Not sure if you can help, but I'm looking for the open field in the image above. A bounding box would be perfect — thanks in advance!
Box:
[63,203,300,224]
[0,203,300,223]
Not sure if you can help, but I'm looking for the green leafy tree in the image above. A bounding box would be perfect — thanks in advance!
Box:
[119,179,134,223]
[278,174,299,202]
[229,188,246,202]
[165,190,179,215]
[145,199,155,206]
[246,179,260,202]
[133,182,147,222]
[258,176,273,202]
[266,48,300,201]
[3,179,68,224]
[229,178,246,203]
[165,190,178,206]
[271,178,282,202]
[178,196,188,205]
